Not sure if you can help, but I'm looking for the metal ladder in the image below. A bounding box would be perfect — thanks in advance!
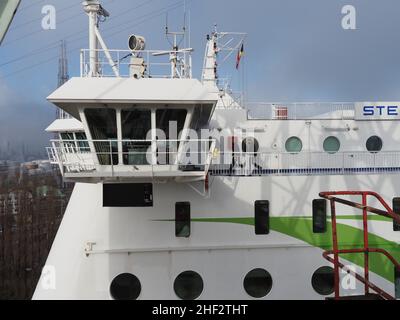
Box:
[319,191,400,300]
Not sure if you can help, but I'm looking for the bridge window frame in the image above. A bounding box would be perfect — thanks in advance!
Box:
[120,108,152,165]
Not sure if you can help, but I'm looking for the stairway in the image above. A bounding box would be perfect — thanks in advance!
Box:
[319,191,400,300]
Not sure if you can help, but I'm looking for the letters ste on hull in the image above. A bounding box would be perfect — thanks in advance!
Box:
[355,102,400,120]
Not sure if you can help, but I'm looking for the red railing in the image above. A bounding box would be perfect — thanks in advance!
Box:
[319,191,400,300]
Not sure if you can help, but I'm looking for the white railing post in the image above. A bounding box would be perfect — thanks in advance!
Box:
[80,50,84,77]
[109,140,114,177]
[342,152,345,174]
[116,110,123,165]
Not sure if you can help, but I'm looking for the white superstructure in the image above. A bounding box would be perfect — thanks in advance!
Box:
[34,1,400,300]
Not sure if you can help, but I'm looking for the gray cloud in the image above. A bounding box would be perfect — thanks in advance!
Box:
[1,0,400,160]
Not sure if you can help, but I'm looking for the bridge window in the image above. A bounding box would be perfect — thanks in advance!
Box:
[60,132,74,141]
[285,136,303,153]
[243,268,273,298]
[176,202,190,238]
[110,273,141,300]
[60,132,89,152]
[75,132,90,152]
[313,199,327,233]
[366,135,383,153]
[156,109,187,164]
[312,266,335,296]
[323,136,340,154]
[156,109,187,138]
[122,109,151,140]
[60,132,75,149]
[174,271,203,300]
[122,109,151,165]
[85,108,118,165]
[393,198,400,231]
[255,200,269,235]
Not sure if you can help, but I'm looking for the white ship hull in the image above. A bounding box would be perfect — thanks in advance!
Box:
[33,174,400,300]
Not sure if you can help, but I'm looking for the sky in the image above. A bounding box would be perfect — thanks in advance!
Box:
[1,0,400,160]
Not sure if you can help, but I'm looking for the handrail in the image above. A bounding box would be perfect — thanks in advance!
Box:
[50,139,214,143]
[47,138,217,180]
[319,191,400,300]
[320,191,400,224]
[48,141,400,177]
[246,102,355,120]
[80,48,192,79]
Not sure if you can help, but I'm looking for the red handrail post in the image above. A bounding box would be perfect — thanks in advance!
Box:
[330,199,340,299]
[362,193,369,295]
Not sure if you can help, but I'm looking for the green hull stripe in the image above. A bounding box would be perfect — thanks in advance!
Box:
[190,217,400,283]
[335,215,391,222]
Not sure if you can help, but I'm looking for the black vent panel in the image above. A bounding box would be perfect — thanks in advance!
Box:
[103,183,153,207]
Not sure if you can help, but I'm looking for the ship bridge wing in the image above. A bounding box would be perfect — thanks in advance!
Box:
[46,77,219,183]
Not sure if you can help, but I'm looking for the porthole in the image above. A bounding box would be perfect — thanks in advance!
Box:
[174,271,203,300]
[366,136,383,153]
[242,137,259,154]
[285,136,303,153]
[311,266,335,296]
[243,268,273,298]
[323,136,340,154]
[110,273,141,300]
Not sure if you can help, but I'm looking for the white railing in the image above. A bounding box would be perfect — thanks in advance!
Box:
[56,109,72,120]
[246,102,355,120]
[48,138,400,178]
[47,139,216,179]
[210,151,400,176]
[80,49,191,79]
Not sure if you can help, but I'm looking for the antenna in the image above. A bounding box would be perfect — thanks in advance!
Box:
[58,40,69,88]
[83,0,119,77]
[56,40,70,120]
[183,0,187,34]
[165,13,169,35]
[201,28,247,92]
[158,1,193,79]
